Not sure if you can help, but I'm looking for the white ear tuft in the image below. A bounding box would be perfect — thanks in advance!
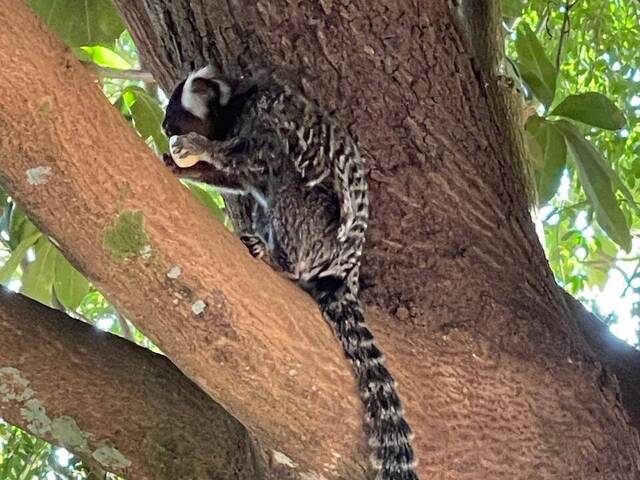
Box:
[181,73,208,119]
[192,64,216,79]
[213,79,231,106]
[180,66,231,118]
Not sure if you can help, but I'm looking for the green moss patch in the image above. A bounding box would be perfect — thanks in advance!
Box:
[104,210,150,260]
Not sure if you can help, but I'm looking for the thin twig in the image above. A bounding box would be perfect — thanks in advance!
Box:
[82,61,156,83]
[542,200,588,223]
[621,261,640,298]
[555,0,579,73]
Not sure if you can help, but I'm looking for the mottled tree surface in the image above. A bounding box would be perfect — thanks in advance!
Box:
[0,0,639,479]
[0,289,261,480]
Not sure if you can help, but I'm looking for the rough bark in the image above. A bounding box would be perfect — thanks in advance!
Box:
[113,0,640,477]
[0,288,262,480]
[0,0,639,479]
[565,289,640,430]
[459,0,640,437]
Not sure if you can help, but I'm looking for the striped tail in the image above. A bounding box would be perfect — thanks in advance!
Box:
[318,287,419,480]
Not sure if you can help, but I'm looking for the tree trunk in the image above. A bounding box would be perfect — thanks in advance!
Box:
[113,0,640,476]
[0,0,639,479]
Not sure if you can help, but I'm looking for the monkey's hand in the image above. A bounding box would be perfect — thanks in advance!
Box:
[161,152,211,183]
[169,132,213,168]
[170,132,266,180]
[165,135,250,190]
[162,152,181,171]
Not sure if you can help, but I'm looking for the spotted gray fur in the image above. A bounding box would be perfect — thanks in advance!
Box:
[163,68,419,480]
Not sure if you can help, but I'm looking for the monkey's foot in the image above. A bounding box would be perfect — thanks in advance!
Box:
[169,132,211,168]
[240,234,267,259]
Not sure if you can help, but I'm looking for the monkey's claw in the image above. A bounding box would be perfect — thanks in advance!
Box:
[240,234,267,258]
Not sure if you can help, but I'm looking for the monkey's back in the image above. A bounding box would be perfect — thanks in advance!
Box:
[230,83,368,292]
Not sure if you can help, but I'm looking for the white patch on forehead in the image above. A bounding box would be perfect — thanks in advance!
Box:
[181,65,233,118]
[181,65,216,119]
[193,64,216,79]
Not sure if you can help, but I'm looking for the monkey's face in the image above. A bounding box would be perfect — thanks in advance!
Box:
[162,80,213,138]
[162,66,232,141]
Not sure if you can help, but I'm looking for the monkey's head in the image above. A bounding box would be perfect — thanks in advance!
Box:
[162,65,233,141]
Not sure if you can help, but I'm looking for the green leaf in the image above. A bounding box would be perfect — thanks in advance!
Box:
[8,208,40,250]
[515,24,557,108]
[525,116,567,205]
[557,121,631,251]
[81,45,131,69]
[560,229,581,243]
[502,0,527,19]
[28,0,125,47]
[551,92,626,130]
[54,254,91,311]
[21,237,59,306]
[0,231,41,284]
[525,123,544,167]
[183,180,227,223]
[610,173,640,216]
[71,47,94,63]
[123,87,169,152]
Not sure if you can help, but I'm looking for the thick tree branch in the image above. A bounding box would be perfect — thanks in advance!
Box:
[0,288,263,480]
[563,289,640,428]
[0,2,368,477]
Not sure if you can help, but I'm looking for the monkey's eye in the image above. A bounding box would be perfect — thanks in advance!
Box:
[162,119,175,137]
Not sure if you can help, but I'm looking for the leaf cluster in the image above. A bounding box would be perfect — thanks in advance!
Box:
[504,0,640,328]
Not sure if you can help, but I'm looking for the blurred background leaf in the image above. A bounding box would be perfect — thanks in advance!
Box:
[28,0,125,46]
[504,0,640,347]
